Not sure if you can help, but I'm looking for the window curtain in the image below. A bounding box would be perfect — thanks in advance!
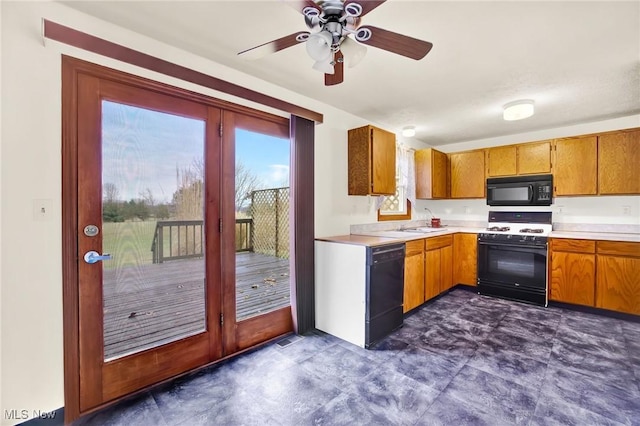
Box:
[398,145,416,207]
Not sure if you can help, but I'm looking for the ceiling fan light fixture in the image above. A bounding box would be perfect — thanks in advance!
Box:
[340,36,367,68]
[503,100,535,121]
[312,58,335,74]
[402,126,416,138]
[306,30,333,61]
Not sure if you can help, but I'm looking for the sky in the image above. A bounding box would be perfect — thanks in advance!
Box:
[102,101,290,203]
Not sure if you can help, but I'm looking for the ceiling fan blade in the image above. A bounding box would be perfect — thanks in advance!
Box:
[238,32,310,59]
[281,0,320,15]
[356,26,432,60]
[325,51,344,86]
[346,1,387,17]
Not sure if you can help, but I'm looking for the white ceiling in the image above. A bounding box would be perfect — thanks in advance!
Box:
[61,1,640,146]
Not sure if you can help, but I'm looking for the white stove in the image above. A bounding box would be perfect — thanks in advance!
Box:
[479,211,552,245]
[477,211,552,306]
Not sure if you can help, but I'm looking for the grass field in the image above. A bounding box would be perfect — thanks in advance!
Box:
[102,221,158,269]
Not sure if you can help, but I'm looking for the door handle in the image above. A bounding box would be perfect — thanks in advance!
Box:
[84,251,112,264]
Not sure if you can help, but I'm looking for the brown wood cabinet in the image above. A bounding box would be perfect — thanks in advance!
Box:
[425,235,453,300]
[597,129,640,195]
[486,145,516,177]
[552,136,597,195]
[348,125,396,195]
[403,239,425,313]
[596,241,640,315]
[549,238,596,306]
[518,140,552,174]
[415,148,449,199]
[450,150,485,198]
[486,141,551,177]
[453,233,477,286]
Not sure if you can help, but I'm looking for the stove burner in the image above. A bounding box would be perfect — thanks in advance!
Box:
[487,226,511,232]
[520,228,545,234]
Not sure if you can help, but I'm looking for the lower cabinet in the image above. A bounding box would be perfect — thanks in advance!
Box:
[404,239,425,313]
[425,235,453,301]
[550,238,640,315]
[549,239,596,306]
[595,241,640,315]
[453,233,477,286]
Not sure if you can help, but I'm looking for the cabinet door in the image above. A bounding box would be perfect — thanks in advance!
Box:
[371,126,396,195]
[453,233,477,286]
[518,141,551,174]
[416,148,448,199]
[404,252,425,312]
[549,251,595,306]
[487,145,516,177]
[553,136,597,195]
[450,150,485,198]
[440,245,453,292]
[425,249,441,301]
[598,130,640,195]
[596,255,640,315]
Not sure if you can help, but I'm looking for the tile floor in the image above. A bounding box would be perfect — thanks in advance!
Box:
[74,288,640,425]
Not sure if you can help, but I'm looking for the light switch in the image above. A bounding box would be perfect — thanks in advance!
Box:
[33,199,53,221]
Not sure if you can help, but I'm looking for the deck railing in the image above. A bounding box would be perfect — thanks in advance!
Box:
[151,218,253,263]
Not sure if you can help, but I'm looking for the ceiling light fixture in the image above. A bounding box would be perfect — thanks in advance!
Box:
[503,99,535,121]
[402,126,416,137]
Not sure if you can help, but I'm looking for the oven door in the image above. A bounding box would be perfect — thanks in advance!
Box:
[477,241,548,289]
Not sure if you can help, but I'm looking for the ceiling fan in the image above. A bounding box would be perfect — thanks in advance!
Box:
[238,0,433,86]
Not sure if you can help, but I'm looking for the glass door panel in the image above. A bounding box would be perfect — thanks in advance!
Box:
[101,100,206,360]
[234,128,291,321]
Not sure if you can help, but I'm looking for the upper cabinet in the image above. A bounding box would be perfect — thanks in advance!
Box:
[450,150,485,198]
[348,125,396,195]
[486,140,551,177]
[518,141,552,174]
[552,135,598,196]
[598,129,640,195]
[415,148,449,199]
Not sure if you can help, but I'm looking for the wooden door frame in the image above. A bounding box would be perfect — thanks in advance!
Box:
[62,56,294,423]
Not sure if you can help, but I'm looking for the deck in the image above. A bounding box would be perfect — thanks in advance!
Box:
[103,252,290,360]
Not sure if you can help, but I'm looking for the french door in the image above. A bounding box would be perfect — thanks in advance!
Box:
[63,57,292,420]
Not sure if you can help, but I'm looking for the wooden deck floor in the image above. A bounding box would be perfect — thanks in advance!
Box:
[103,252,290,360]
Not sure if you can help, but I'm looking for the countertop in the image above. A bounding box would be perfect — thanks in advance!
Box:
[317,227,640,246]
[548,231,640,243]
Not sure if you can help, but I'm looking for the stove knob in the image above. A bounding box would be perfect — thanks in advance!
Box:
[507,234,512,239]
[521,236,528,241]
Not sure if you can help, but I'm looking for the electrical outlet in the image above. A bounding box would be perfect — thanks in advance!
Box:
[622,205,631,215]
[557,205,564,214]
[33,199,53,221]
[464,206,471,214]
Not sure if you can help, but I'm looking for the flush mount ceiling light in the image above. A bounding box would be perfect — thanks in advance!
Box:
[503,100,535,121]
[402,126,416,137]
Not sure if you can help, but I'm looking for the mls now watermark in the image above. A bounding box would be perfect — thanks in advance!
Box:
[4,409,58,420]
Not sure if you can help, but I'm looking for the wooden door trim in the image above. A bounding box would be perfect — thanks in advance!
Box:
[45,21,323,123]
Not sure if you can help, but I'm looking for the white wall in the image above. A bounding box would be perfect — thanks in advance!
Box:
[0,1,383,423]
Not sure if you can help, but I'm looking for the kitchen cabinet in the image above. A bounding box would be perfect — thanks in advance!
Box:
[549,238,596,306]
[415,148,449,199]
[403,239,425,312]
[425,235,453,300]
[486,141,551,177]
[348,125,396,195]
[597,129,640,195]
[450,150,485,198]
[453,233,477,286]
[486,145,516,177]
[518,140,552,174]
[552,136,597,195]
[596,241,640,315]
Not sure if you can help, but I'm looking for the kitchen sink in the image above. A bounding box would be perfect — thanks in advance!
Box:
[400,227,447,233]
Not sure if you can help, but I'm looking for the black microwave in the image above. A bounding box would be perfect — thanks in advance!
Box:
[486,174,553,206]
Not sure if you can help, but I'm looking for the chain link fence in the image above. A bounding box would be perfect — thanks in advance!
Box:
[250,187,290,259]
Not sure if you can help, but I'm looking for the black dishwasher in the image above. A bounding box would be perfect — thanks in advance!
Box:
[365,243,405,348]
